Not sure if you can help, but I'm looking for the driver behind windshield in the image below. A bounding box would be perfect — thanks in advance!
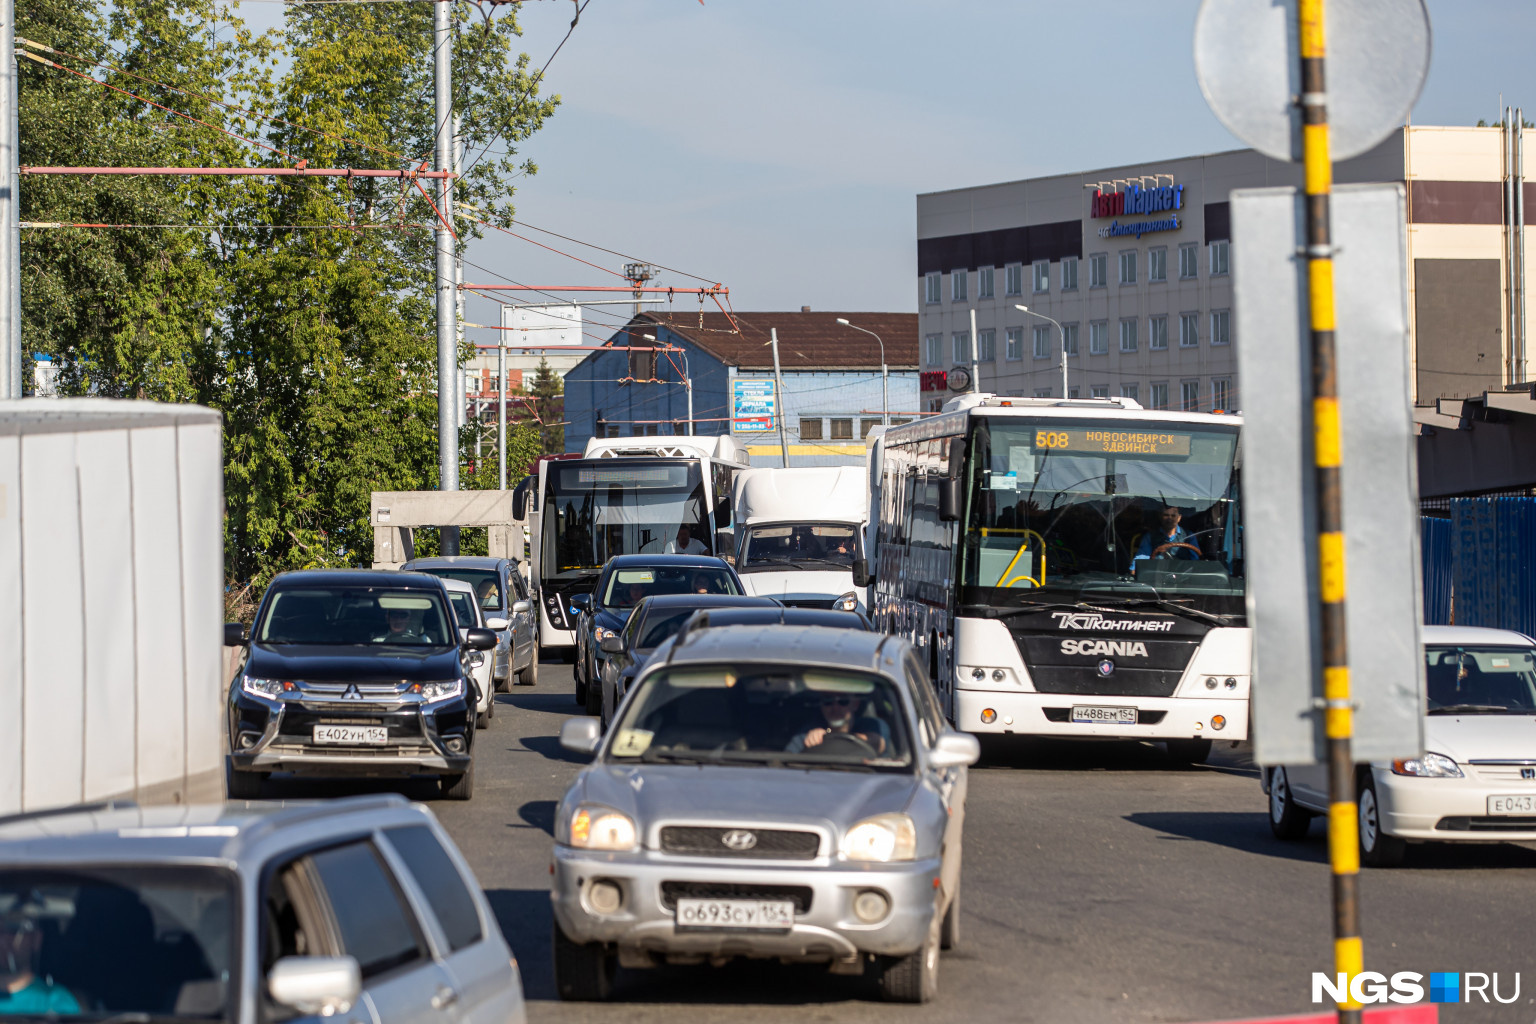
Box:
[787,692,889,754]
[1132,505,1200,574]
[373,606,439,644]
[0,903,78,1014]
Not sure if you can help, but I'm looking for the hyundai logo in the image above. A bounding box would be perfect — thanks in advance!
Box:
[1522,768,1535,780]
[1097,659,1115,677]
[720,829,758,851]
[341,684,363,701]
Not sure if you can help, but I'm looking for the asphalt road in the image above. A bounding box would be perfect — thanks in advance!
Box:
[268,660,1536,1023]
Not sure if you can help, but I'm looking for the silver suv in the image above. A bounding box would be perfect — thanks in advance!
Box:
[0,796,524,1024]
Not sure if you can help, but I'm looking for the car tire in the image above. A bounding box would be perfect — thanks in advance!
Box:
[226,760,266,800]
[552,921,614,1001]
[439,759,475,801]
[518,652,539,686]
[877,901,941,1003]
[1358,773,1407,867]
[1165,738,1212,766]
[494,664,510,694]
[939,884,960,951]
[1268,767,1313,840]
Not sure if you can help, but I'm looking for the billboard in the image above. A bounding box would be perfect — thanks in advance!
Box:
[498,303,582,348]
[732,378,776,433]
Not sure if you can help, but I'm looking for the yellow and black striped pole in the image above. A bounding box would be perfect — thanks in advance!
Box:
[1298,2,1361,1021]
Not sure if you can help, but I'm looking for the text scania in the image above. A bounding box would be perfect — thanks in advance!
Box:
[1061,639,1148,658]
[1311,972,1520,1005]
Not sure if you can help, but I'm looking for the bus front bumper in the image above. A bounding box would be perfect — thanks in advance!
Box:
[953,688,1247,740]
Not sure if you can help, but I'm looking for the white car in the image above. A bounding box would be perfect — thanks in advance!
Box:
[442,576,497,729]
[1265,624,1536,866]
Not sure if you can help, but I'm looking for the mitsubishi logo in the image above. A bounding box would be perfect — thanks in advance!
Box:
[1521,768,1535,780]
[341,684,363,701]
[720,829,758,851]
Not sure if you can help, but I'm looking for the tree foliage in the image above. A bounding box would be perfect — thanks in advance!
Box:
[19,0,558,590]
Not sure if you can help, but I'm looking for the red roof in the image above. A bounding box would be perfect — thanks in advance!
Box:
[619,310,918,371]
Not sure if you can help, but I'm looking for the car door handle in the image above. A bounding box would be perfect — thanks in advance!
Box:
[431,986,459,1010]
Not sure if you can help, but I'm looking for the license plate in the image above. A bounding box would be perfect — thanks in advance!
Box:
[1488,794,1536,815]
[675,898,794,930]
[1071,705,1137,725]
[312,725,388,745]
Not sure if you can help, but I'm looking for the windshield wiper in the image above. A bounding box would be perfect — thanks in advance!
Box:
[1087,595,1240,626]
[777,758,879,772]
[1428,703,1520,715]
[791,557,855,570]
[638,749,711,764]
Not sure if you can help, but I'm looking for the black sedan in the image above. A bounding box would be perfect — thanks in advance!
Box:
[569,554,744,714]
[595,593,777,728]
[224,569,496,801]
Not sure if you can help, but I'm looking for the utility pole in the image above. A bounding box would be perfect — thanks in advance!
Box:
[968,307,980,393]
[770,328,790,468]
[434,0,458,553]
[0,0,19,399]
[497,338,507,490]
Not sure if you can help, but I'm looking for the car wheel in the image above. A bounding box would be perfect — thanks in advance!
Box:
[1358,773,1407,867]
[1268,767,1313,840]
[939,883,960,951]
[518,651,539,686]
[1165,738,1212,766]
[494,663,510,694]
[584,659,603,716]
[225,760,266,800]
[439,759,475,801]
[877,900,941,1003]
[552,920,614,1001]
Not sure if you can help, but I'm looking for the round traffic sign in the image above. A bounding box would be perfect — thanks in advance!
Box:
[1193,0,1431,163]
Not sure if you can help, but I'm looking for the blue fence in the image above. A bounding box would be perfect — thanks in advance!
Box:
[1421,497,1536,635]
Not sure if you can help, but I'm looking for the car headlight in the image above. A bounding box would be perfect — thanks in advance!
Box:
[241,676,291,699]
[841,813,917,862]
[566,805,638,851]
[834,591,859,612]
[594,626,617,641]
[1391,752,1464,778]
[417,678,464,702]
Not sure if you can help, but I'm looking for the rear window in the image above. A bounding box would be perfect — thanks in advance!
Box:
[417,569,504,611]
[638,608,696,649]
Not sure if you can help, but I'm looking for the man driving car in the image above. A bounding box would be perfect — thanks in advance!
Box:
[787,693,888,755]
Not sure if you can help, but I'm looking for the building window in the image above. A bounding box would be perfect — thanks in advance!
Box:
[830,418,854,440]
[952,270,968,302]
[1033,388,1053,399]
[952,332,971,365]
[1068,386,1081,399]
[1063,322,1079,355]
[1005,326,1024,361]
[924,272,941,304]
[976,329,996,362]
[799,418,823,440]
[1209,240,1230,276]
[1005,263,1023,296]
[1149,316,1168,351]
[1032,325,1050,360]
[977,267,994,300]
[1179,243,1198,279]
[1061,257,1079,291]
[629,338,656,380]
[924,334,943,366]
[1179,313,1199,348]
[1089,321,1108,355]
[892,417,912,426]
[1212,378,1231,411]
[1150,382,1169,410]
[860,418,882,439]
[1120,383,1139,402]
[1181,380,1200,412]
[487,375,500,394]
[672,421,686,435]
[1032,261,1050,293]
[1119,319,1138,352]
[645,424,659,436]
[1148,248,1167,283]
[1090,385,1109,399]
[1089,253,1108,288]
[926,397,944,413]
[1118,251,1137,285]
[1210,309,1231,345]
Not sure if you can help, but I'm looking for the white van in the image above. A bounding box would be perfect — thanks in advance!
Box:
[731,466,868,613]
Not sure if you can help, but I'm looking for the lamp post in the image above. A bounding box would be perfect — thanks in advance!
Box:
[644,332,692,435]
[1016,304,1069,398]
[836,318,888,426]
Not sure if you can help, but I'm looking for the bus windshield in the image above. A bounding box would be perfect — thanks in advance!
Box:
[959,416,1243,616]
[544,460,709,574]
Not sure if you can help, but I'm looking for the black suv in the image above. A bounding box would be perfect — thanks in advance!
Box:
[224,570,496,800]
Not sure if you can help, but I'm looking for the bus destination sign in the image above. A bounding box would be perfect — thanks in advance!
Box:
[1032,428,1192,456]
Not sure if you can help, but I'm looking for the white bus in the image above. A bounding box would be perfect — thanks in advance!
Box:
[866,393,1247,764]
[530,435,751,658]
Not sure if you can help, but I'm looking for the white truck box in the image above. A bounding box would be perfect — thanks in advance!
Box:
[0,399,224,814]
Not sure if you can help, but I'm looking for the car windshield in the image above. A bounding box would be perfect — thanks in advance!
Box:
[602,567,740,610]
[257,586,455,646]
[416,569,502,612]
[0,866,235,1019]
[609,665,912,771]
[1425,646,1536,714]
[446,591,479,630]
[739,523,860,570]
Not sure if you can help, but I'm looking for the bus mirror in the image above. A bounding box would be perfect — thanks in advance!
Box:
[938,438,967,522]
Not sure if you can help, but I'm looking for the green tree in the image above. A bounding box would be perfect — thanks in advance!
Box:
[521,356,566,454]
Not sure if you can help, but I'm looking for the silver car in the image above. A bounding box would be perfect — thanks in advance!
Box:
[0,795,525,1024]
[552,624,979,1004]
[404,556,538,689]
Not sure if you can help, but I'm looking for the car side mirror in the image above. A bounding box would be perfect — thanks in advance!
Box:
[600,635,624,654]
[268,955,361,1016]
[464,627,497,651]
[560,717,602,756]
[569,594,592,614]
[484,617,509,630]
[511,600,531,615]
[223,622,248,647]
[929,730,981,768]
[851,557,872,588]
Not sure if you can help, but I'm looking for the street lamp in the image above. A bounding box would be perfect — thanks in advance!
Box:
[1016,304,1069,398]
[643,332,692,435]
[836,318,888,426]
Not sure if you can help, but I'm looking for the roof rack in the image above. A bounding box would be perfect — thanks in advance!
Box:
[0,800,138,829]
[231,794,411,848]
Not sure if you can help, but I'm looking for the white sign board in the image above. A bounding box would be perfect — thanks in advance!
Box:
[499,303,582,348]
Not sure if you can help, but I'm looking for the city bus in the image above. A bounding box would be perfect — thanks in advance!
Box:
[530,434,751,659]
[865,393,1246,764]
